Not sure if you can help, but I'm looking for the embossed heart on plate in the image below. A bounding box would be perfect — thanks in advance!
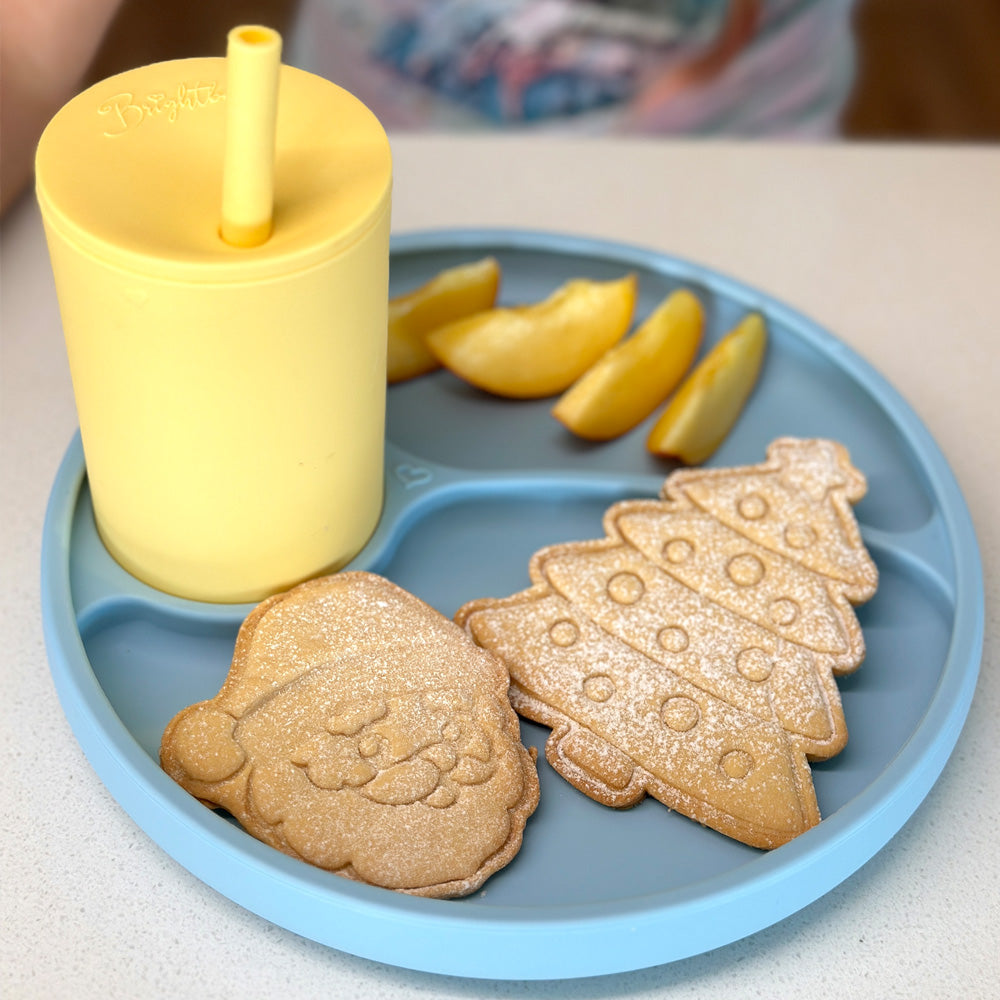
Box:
[395,464,433,489]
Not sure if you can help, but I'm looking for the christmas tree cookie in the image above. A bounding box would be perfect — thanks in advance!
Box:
[456,438,878,848]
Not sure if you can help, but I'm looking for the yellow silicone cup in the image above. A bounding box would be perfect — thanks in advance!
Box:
[36,55,392,603]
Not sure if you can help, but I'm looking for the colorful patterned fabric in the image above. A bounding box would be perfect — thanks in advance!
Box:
[287,1,856,136]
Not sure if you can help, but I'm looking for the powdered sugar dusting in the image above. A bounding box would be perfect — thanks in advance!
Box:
[457,438,878,849]
[161,572,539,897]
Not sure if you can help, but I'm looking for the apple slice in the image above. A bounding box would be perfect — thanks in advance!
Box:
[552,288,704,440]
[387,257,501,383]
[646,312,767,464]
[426,275,637,399]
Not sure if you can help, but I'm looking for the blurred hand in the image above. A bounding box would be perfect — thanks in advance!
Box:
[1,0,123,214]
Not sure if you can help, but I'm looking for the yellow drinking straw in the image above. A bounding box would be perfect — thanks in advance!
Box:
[220,25,282,248]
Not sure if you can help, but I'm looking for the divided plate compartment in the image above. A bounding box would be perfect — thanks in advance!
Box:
[41,229,984,979]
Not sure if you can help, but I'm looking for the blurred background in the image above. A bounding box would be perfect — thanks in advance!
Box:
[3,1,999,215]
[843,0,1000,139]
[81,0,1000,139]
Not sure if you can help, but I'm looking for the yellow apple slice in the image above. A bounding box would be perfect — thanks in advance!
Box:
[425,275,637,399]
[647,312,767,464]
[387,257,501,383]
[552,288,704,440]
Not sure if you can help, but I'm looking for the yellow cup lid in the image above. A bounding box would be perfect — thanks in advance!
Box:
[36,58,392,282]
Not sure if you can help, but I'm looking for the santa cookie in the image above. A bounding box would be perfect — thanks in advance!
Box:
[456,438,878,849]
[161,572,539,897]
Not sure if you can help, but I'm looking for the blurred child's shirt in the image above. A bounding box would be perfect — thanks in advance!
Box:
[287,0,857,137]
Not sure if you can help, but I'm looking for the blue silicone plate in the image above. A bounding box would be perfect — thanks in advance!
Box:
[41,229,984,980]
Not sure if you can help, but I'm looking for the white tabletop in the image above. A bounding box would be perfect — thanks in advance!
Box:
[2,136,998,998]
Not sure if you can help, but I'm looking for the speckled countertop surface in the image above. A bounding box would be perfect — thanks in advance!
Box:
[3,137,998,998]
